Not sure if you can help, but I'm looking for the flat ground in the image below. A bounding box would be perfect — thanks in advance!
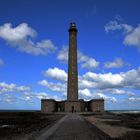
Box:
[0,112,64,140]
[84,113,140,140]
[1,112,140,140]
[37,113,112,140]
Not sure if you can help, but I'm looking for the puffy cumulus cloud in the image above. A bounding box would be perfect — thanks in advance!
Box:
[105,20,140,51]
[83,72,123,89]
[105,20,133,33]
[29,92,64,101]
[57,47,99,69]
[38,79,94,99]
[35,92,49,100]
[0,82,30,93]
[123,25,140,49]
[17,39,56,55]
[43,67,67,82]
[0,82,34,104]
[98,88,135,96]
[82,67,140,89]
[78,51,89,62]
[104,58,129,69]
[78,78,96,89]
[38,76,118,103]
[122,68,140,89]
[109,89,134,95]
[81,58,99,69]
[0,23,56,55]
[94,93,117,102]
[38,80,66,92]
[79,89,117,102]
[79,88,92,97]
[39,67,140,96]
[23,92,50,100]
[37,66,140,105]
[0,89,64,104]
[0,58,4,66]
[78,52,99,69]
[0,23,36,41]
[57,46,68,62]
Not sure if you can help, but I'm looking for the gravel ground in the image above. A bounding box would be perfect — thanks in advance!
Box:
[83,112,140,140]
[0,112,64,140]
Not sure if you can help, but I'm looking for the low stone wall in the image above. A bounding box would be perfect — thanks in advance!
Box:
[65,101,81,112]
[89,99,104,112]
[41,99,104,112]
[41,99,56,112]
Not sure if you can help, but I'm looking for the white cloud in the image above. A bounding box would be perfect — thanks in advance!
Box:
[20,96,32,101]
[109,89,132,95]
[122,68,140,89]
[79,88,92,97]
[81,58,99,69]
[39,67,140,96]
[38,80,66,92]
[0,58,4,66]
[94,93,117,102]
[99,88,135,96]
[123,25,140,49]
[38,78,119,103]
[24,92,49,100]
[105,20,133,33]
[105,20,140,51]
[0,82,34,104]
[0,82,30,93]
[83,72,123,89]
[82,67,140,89]
[104,58,129,68]
[32,92,63,101]
[78,78,95,89]
[35,92,48,99]
[78,52,99,69]
[79,89,117,102]
[99,95,116,102]
[2,90,64,104]
[43,67,67,82]
[0,23,56,55]
[0,81,118,104]
[0,23,36,41]
[57,46,68,62]
[37,66,140,104]
[18,39,56,55]
[78,51,89,62]
[128,97,140,102]
[57,47,99,69]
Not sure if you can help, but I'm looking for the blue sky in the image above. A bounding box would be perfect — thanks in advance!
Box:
[0,0,140,110]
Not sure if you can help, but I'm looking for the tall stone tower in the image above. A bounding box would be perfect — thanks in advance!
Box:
[41,22,104,113]
[67,22,78,101]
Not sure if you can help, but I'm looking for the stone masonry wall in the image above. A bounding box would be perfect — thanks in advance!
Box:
[65,101,81,112]
[41,99,56,112]
[90,100,104,112]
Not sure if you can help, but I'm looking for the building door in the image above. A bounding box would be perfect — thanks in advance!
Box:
[58,107,60,112]
[71,106,74,113]
[85,107,88,112]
